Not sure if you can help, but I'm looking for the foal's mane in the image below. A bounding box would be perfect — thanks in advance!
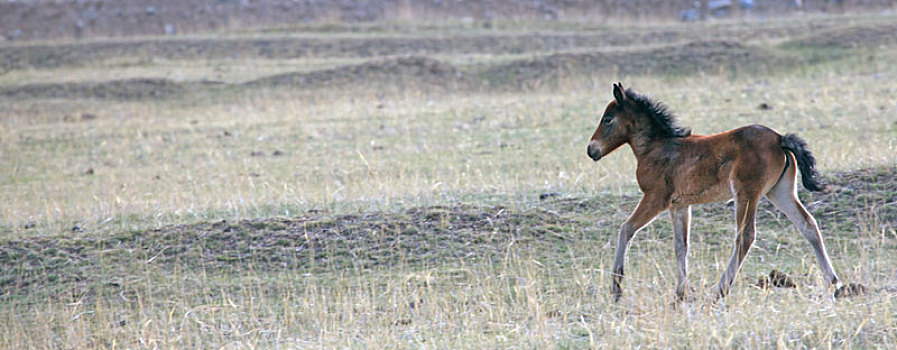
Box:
[625,89,692,139]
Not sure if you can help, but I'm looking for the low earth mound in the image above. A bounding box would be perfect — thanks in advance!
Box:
[0,34,668,73]
[1,166,893,298]
[1,56,462,99]
[783,24,897,49]
[0,78,222,100]
[243,56,466,90]
[15,40,784,99]
[0,23,852,74]
[2,33,877,99]
[0,204,576,297]
[483,40,787,88]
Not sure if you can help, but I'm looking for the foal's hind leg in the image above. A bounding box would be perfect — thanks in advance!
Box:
[716,189,761,298]
[765,164,840,286]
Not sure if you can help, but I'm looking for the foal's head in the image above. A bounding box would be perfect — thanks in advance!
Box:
[587,83,691,161]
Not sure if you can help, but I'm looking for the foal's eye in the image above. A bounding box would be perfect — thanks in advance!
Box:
[602,115,613,124]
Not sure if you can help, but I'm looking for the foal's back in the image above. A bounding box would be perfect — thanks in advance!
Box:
[657,125,787,206]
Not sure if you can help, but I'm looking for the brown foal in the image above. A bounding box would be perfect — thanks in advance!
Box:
[587,83,840,301]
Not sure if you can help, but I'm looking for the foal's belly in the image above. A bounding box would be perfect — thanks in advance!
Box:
[670,181,733,205]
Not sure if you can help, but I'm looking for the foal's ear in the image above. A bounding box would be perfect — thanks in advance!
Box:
[612,82,627,105]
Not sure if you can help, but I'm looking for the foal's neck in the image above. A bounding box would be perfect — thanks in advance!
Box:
[628,134,679,162]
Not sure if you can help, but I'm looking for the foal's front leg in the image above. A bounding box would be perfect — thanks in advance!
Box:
[611,195,669,301]
[670,205,691,301]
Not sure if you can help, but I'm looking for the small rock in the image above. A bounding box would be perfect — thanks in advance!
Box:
[72,224,83,232]
[83,168,95,176]
[250,151,265,157]
[758,102,773,110]
[272,150,284,156]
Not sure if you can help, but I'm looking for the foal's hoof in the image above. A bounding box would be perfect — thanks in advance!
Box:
[675,286,697,303]
[610,282,623,302]
[611,292,622,303]
[834,283,868,298]
[672,295,696,309]
[610,288,623,303]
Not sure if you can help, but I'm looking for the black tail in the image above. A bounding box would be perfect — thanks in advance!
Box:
[780,133,826,192]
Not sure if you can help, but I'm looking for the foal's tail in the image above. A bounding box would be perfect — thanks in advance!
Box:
[780,133,827,192]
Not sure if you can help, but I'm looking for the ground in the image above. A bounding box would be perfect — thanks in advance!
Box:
[0,9,896,349]
[4,0,892,41]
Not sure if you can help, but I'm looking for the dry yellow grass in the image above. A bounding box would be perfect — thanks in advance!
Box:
[2,70,894,234]
[0,12,895,348]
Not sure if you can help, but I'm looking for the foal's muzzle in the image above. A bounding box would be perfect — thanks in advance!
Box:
[587,141,602,161]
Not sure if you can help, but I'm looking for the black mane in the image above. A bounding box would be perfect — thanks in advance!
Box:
[625,89,692,139]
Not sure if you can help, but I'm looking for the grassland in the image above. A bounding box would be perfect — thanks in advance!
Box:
[1,12,896,348]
